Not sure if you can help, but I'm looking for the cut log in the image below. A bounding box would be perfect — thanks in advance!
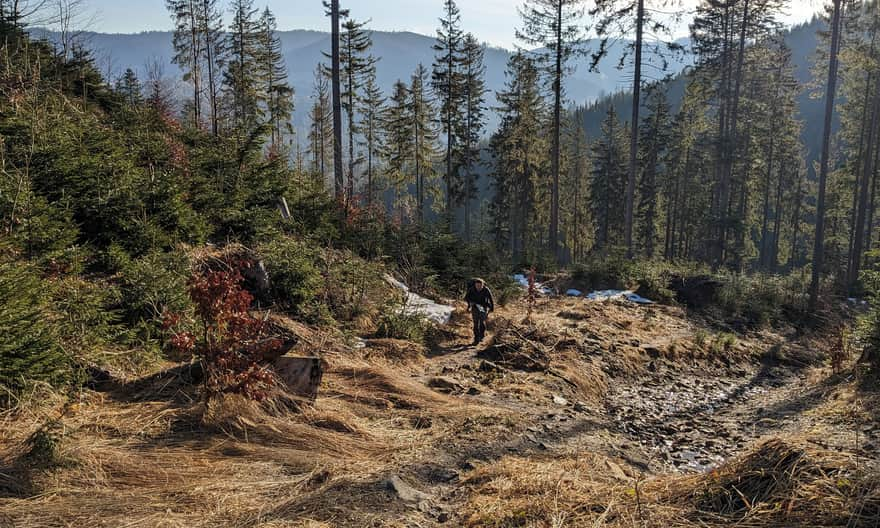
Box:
[273,356,323,402]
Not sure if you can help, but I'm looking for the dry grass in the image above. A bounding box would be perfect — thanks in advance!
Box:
[459,437,880,528]
[1,289,872,527]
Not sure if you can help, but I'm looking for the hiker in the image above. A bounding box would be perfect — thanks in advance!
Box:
[465,278,494,345]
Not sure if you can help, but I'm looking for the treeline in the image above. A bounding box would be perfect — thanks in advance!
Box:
[488,0,880,309]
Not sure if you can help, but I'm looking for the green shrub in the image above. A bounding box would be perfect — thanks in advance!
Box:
[857,261,880,378]
[117,249,192,345]
[487,273,521,307]
[375,301,430,343]
[259,236,323,316]
[51,277,125,356]
[0,258,70,399]
[569,254,635,290]
[320,250,389,322]
[717,272,808,327]
[632,262,677,304]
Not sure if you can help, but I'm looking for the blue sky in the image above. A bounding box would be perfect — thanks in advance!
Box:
[79,0,822,50]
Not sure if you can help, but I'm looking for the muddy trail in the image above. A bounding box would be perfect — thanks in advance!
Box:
[413,297,872,486]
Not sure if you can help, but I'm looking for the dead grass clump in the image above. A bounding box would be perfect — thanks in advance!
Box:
[460,453,642,527]
[202,394,383,459]
[669,438,880,527]
[478,324,552,372]
[362,338,426,364]
[326,364,456,413]
[551,355,608,403]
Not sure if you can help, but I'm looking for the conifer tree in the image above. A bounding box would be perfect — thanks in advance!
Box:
[691,0,784,266]
[811,0,844,308]
[198,0,225,136]
[0,256,70,396]
[432,0,465,226]
[116,68,143,107]
[458,33,487,241]
[562,113,591,263]
[517,0,587,263]
[489,53,548,261]
[326,0,345,200]
[409,64,439,224]
[257,7,294,149]
[590,106,629,251]
[224,0,260,135]
[339,17,375,202]
[308,66,333,188]
[167,0,203,128]
[382,80,414,220]
[636,88,671,258]
[358,67,385,207]
[589,0,683,257]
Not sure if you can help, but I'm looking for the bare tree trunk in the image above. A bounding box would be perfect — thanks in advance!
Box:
[810,0,843,310]
[201,0,218,136]
[759,133,775,269]
[189,0,201,128]
[346,51,355,203]
[624,0,644,259]
[719,0,749,266]
[549,0,562,263]
[848,77,880,294]
[772,164,786,271]
[331,0,344,202]
[846,71,874,287]
[864,140,879,258]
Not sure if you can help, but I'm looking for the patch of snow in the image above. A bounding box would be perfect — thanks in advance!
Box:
[384,274,454,325]
[512,274,554,295]
[566,289,583,297]
[587,289,655,305]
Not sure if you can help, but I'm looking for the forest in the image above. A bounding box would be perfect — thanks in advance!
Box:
[1,0,880,526]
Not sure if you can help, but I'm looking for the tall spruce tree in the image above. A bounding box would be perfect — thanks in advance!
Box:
[589,0,683,257]
[257,7,294,149]
[382,80,414,220]
[358,67,385,207]
[198,0,225,136]
[167,0,203,128]
[326,0,345,201]
[590,106,629,252]
[224,0,260,136]
[458,33,487,241]
[308,66,333,188]
[562,112,591,263]
[432,0,465,226]
[409,64,439,224]
[338,17,375,202]
[691,0,784,266]
[489,53,548,262]
[636,87,671,259]
[811,0,844,308]
[517,0,587,263]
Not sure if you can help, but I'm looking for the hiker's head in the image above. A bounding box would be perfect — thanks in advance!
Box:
[473,279,484,291]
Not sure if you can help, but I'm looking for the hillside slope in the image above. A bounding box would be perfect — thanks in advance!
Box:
[2,285,876,527]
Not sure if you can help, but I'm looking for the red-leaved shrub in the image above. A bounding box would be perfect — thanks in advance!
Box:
[165,260,282,400]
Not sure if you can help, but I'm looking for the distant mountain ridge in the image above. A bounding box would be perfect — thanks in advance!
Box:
[29,27,692,132]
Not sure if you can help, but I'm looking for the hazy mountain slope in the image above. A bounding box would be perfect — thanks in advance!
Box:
[577,18,826,175]
[30,27,690,131]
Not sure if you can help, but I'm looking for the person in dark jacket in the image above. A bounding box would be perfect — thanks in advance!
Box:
[465,278,494,345]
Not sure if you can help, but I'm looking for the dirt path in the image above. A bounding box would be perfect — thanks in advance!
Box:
[401,299,849,498]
